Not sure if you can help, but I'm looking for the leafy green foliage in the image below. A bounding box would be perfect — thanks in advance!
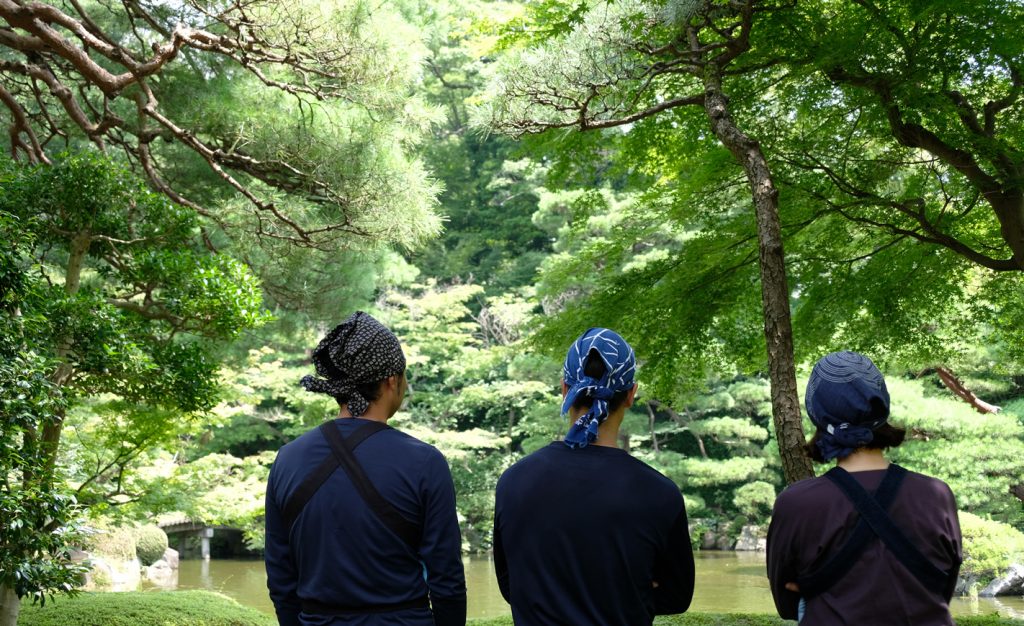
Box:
[959,512,1024,586]
[0,153,266,605]
[17,591,276,626]
[886,379,1024,526]
[0,209,87,604]
[733,482,776,519]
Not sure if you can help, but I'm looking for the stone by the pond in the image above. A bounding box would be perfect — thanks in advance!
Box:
[735,525,767,552]
[955,572,980,597]
[85,556,140,592]
[980,563,1024,597]
[145,559,176,587]
[162,547,180,570]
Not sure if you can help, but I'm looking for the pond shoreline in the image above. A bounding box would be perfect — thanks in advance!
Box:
[122,552,1024,621]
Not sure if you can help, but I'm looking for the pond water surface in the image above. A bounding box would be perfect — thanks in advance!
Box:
[142,553,1024,620]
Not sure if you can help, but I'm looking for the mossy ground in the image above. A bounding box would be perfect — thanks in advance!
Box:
[18,593,1021,626]
[17,591,276,626]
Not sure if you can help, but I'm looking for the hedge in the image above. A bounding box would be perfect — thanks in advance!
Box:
[17,594,1020,626]
[17,591,276,626]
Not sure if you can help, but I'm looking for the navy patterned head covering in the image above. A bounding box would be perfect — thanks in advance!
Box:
[562,328,636,449]
[805,351,891,461]
[300,311,406,417]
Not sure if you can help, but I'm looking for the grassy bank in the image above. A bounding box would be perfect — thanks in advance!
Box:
[18,593,1020,626]
[17,591,276,626]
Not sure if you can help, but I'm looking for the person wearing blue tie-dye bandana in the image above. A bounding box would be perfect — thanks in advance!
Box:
[492,328,695,625]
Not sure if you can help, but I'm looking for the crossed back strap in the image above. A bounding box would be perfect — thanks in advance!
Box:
[281,420,422,551]
[797,464,954,599]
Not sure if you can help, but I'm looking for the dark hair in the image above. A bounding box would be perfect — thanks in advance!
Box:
[334,371,404,409]
[805,423,907,463]
[570,349,631,413]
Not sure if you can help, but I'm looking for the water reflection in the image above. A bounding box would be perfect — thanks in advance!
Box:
[141,553,1024,620]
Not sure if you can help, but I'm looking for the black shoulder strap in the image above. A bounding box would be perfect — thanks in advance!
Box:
[797,464,952,598]
[281,421,419,552]
[318,421,422,550]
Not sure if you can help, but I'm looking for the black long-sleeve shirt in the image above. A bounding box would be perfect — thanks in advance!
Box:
[265,417,467,626]
[493,442,695,625]
[767,467,961,625]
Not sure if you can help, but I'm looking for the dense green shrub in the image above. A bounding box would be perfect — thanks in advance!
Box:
[135,525,169,566]
[84,525,137,562]
[960,511,1024,586]
[732,481,776,519]
[18,591,276,626]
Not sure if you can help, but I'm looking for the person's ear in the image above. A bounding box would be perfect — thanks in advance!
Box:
[624,383,638,409]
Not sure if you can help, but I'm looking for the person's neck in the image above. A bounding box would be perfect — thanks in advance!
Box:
[837,448,888,472]
[337,405,390,424]
[568,411,622,448]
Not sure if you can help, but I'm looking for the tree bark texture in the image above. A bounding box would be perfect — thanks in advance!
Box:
[994,195,1024,269]
[0,584,19,626]
[39,229,91,480]
[935,366,1002,414]
[702,65,814,484]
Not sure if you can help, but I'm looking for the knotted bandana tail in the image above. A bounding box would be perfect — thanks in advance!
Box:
[562,328,636,449]
[300,311,405,417]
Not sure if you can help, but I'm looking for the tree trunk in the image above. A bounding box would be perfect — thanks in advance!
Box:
[40,229,91,480]
[993,193,1024,270]
[702,65,814,484]
[0,584,19,626]
[646,402,660,452]
[935,366,1001,414]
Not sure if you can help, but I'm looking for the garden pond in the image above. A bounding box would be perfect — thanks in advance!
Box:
[137,552,1024,620]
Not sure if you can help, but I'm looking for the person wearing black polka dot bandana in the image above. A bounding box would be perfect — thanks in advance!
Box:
[300,311,408,417]
[264,312,467,626]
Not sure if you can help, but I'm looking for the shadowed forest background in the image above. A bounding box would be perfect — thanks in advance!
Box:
[2,0,1024,624]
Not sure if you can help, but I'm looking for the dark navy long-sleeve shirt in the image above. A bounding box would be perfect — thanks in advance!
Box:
[493,442,695,625]
[265,417,467,626]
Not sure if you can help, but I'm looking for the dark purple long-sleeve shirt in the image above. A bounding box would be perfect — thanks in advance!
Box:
[767,467,961,625]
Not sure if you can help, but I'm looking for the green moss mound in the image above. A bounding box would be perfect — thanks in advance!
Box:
[18,591,276,626]
[135,525,169,566]
[468,614,1020,625]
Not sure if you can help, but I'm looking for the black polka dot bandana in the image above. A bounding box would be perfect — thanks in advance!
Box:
[300,311,406,417]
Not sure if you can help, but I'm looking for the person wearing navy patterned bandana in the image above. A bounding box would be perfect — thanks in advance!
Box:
[767,351,962,625]
[493,327,695,625]
[264,312,466,626]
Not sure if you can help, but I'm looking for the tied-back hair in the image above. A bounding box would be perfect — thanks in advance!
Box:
[337,378,394,409]
[570,349,631,414]
[805,423,907,464]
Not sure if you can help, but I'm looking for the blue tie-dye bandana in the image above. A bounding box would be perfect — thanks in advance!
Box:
[562,328,636,449]
[805,351,891,461]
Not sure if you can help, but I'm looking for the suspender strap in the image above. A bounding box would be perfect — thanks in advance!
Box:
[281,421,388,530]
[797,464,952,598]
[318,420,422,550]
[300,595,430,616]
